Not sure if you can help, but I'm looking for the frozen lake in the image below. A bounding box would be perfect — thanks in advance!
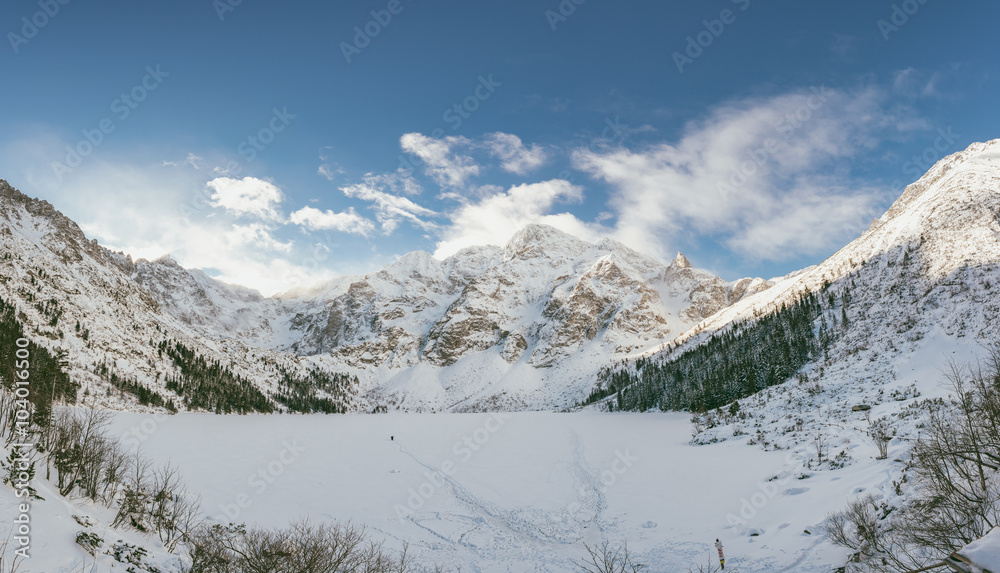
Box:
[101,411,859,571]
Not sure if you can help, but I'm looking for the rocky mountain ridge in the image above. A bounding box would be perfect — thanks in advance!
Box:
[8,139,997,414]
[0,179,767,411]
[596,139,1000,423]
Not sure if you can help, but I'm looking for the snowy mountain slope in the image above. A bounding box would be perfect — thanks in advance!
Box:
[0,180,767,412]
[5,141,1000,571]
[9,140,996,416]
[625,139,1000,368]
[573,139,1000,568]
[283,225,770,410]
[0,182,323,414]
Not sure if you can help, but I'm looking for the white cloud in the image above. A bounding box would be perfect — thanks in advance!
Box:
[341,173,437,233]
[207,176,285,220]
[433,179,600,258]
[400,133,479,188]
[482,132,547,174]
[575,87,911,260]
[317,146,345,182]
[225,223,294,252]
[162,153,204,169]
[0,139,343,295]
[289,206,375,236]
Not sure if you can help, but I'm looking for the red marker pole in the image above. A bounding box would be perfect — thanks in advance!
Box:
[715,539,725,570]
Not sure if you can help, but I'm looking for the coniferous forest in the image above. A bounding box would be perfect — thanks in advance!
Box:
[272,365,358,414]
[0,295,78,425]
[93,360,177,411]
[586,288,849,412]
[2,287,360,418]
[160,339,274,414]
[158,340,357,415]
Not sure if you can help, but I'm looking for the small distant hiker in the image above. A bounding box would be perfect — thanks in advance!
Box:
[715,538,725,570]
[391,436,394,441]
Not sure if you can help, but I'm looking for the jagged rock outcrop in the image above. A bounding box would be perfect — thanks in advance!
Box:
[0,178,770,411]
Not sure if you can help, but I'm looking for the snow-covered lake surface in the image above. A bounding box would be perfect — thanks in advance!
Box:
[100,411,858,571]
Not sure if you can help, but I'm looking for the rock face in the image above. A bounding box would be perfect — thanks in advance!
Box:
[279,226,769,380]
[7,139,1000,412]
[0,177,770,411]
[648,139,1000,379]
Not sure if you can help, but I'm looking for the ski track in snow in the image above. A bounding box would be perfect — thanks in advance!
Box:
[392,430,611,569]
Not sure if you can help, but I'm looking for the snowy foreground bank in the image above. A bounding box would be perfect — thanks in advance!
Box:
[98,412,860,571]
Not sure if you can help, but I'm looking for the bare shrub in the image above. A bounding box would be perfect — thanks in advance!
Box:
[868,418,893,460]
[685,558,720,573]
[113,448,151,531]
[189,519,410,573]
[43,408,114,498]
[0,529,28,573]
[147,463,201,552]
[828,347,1000,572]
[575,540,645,573]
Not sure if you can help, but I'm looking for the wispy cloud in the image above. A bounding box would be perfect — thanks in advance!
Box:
[0,136,349,295]
[317,146,346,182]
[400,133,479,188]
[0,82,933,294]
[433,179,598,258]
[162,152,205,169]
[289,205,374,236]
[340,173,437,233]
[575,86,915,261]
[481,132,548,175]
[226,223,294,253]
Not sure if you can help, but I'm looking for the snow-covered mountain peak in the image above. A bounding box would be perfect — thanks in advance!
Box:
[147,253,183,268]
[0,178,771,411]
[647,138,1000,374]
[878,139,1000,229]
[502,223,592,263]
[672,252,692,269]
[380,250,441,279]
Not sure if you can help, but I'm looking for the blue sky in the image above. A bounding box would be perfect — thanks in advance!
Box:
[1,0,997,294]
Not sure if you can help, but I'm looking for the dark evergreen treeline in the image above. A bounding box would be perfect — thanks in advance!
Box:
[586,289,846,412]
[0,295,78,424]
[272,365,357,414]
[2,286,359,416]
[159,339,274,414]
[93,361,176,411]
[156,339,360,415]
